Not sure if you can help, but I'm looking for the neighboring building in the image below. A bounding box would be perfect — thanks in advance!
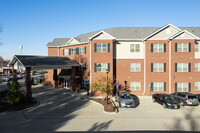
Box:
[46,24,200,95]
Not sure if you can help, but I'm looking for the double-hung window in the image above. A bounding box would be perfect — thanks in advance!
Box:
[130,82,140,91]
[95,43,109,52]
[63,49,69,55]
[176,43,189,52]
[176,63,189,72]
[79,63,86,71]
[71,48,77,55]
[152,43,164,52]
[195,82,200,90]
[95,63,109,72]
[130,44,140,52]
[195,63,200,72]
[79,47,86,54]
[82,79,89,87]
[195,43,200,52]
[152,63,165,72]
[176,83,188,92]
[152,82,165,91]
[130,63,141,72]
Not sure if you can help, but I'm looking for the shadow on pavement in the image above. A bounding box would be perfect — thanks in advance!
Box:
[131,94,140,108]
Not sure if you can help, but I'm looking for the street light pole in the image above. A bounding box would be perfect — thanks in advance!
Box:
[106,71,109,104]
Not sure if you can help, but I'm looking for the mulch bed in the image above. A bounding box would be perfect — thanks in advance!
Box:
[0,90,38,113]
[89,98,116,112]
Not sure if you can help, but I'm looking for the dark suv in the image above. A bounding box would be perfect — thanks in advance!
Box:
[152,93,180,109]
[170,92,199,106]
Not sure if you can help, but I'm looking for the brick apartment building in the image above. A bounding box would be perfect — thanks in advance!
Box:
[46,24,200,95]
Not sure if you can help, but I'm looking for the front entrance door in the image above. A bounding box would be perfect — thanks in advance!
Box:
[64,79,70,89]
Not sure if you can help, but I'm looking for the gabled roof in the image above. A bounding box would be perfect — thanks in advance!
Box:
[169,30,200,40]
[47,38,70,47]
[8,55,79,69]
[89,30,116,40]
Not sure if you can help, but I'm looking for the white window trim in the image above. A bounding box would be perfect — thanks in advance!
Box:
[195,82,200,90]
[177,83,188,92]
[79,63,86,71]
[177,43,189,52]
[130,44,140,53]
[82,79,89,87]
[177,63,189,72]
[153,82,164,91]
[153,63,164,72]
[79,47,85,55]
[195,43,200,52]
[195,63,200,72]
[63,49,69,55]
[153,43,164,53]
[96,63,108,72]
[130,63,141,72]
[71,48,77,55]
[95,43,108,52]
[130,82,141,91]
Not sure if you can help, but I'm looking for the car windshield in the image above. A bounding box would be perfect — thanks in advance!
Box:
[120,94,131,99]
[188,95,198,99]
[164,96,174,100]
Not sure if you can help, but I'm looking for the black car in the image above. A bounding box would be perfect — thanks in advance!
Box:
[152,93,180,109]
[170,92,199,106]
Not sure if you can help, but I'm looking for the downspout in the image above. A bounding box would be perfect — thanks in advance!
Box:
[169,40,171,94]
[89,40,92,96]
[143,40,146,95]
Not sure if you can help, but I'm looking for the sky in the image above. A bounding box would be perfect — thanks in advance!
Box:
[0,0,200,60]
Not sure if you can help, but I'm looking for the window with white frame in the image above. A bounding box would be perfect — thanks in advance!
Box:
[71,48,77,55]
[195,63,200,72]
[95,43,109,52]
[82,79,89,87]
[63,49,69,55]
[177,43,189,52]
[195,43,200,52]
[177,83,188,92]
[130,82,140,91]
[130,44,140,52]
[153,43,164,52]
[152,63,164,72]
[195,82,200,90]
[130,63,141,72]
[95,63,109,72]
[79,63,86,71]
[152,82,165,91]
[79,47,86,54]
[177,63,188,72]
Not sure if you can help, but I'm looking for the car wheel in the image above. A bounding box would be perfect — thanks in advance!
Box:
[180,101,185,106]
[152,98,156,102]
[163,103,167,108]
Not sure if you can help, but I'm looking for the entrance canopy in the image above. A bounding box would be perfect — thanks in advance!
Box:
[8,55,79,70]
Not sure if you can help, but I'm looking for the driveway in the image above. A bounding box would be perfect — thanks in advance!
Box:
[1,86,200,132]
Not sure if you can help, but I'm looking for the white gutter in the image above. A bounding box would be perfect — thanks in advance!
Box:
[58,47,60,56]
[143,40,146,95]
[169,40,171,93]
[89,40,92,96]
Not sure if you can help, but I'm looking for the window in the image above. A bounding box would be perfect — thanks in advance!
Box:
[195,43,200,52]
[130,44,140,52]
[176,63,189,72]
[79,47,86,54]
[95,63,109,72]
[130,63,141,72]
[79,63,86,71]
[152,82,165,91]
[152,43,164,52]
[82,79,89,87]
[95,43,109,52]
[195,82,200,90]
[130,82,140,91]
[176,83,188,92]
[63,49,69,55]
[71,48,77,55]
[195,63,200,72]
[176,43,189,52]
[152,63,165,72]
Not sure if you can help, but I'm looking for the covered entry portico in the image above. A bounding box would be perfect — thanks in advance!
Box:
[8,55,79,99]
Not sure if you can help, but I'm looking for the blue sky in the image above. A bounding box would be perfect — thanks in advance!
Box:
[0,0,200,60]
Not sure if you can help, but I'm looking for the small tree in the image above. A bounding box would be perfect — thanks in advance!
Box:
[6,78,22,105]
[91,75,116,96]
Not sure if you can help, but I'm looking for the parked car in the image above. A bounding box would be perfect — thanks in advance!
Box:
[22,74,26,78]
[116,91,135,108]
[17,74,23,79]
[195,94,200,102]
[0,78,4,83]
[152,93,180,109]
[1,76,11,82]
[170,92,199,106]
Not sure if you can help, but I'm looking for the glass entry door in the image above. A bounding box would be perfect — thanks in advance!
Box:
[64,79,70,89]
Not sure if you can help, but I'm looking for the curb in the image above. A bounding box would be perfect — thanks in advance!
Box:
[22,99,40,111]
